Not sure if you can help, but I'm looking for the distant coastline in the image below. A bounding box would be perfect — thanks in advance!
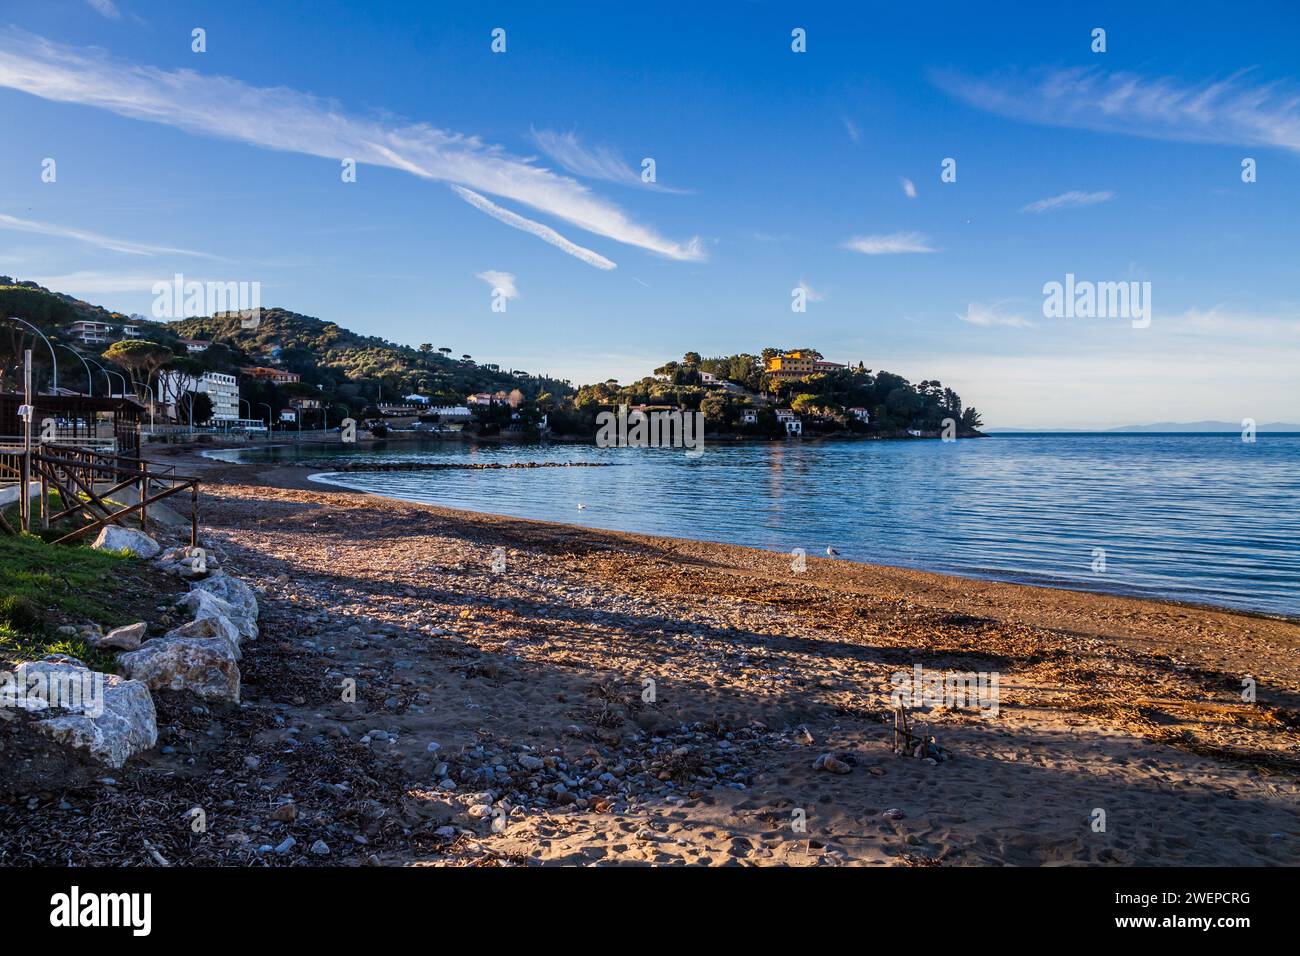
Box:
[987,421,1300,434]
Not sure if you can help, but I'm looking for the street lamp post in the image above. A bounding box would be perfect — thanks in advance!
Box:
[3,316,58,392]
[86,357,127,397]
[145,369,158,432]
[88,360,113,396]
[54,343,93,397]
[259,402,272,436]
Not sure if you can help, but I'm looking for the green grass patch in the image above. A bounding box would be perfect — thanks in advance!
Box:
[1,489,118,543]
[0,530,149,670]
[0,627,116,672]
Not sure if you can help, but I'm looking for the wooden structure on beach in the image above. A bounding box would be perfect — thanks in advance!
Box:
[0,441,201,545]
[0,391,144,458]
[0,375,199,544]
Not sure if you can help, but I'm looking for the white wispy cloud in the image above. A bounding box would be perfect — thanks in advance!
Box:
[842,117,861,143]
[451,186,616,270]
[530,129,686,193]
[796,279,825,302]
[900,177,917,199]
[530,129,638,184]
[843,231,937,255]
[475,270,517,299]
[958,301,1034,328]
[0,30,704,266]
[935,66,1300,153]
[1167,305,1300,338]
[85,0,120,19]
[1021,190,1114,213]
[0,212,214,258]
[30,271,159,295]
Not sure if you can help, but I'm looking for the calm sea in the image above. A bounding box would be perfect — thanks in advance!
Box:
[210,434,1300,618]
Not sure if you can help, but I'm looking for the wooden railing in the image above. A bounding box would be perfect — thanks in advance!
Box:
[1,443,199,546]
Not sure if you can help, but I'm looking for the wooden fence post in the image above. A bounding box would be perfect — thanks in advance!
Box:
[139,460,148,534]
[20,350,32,533]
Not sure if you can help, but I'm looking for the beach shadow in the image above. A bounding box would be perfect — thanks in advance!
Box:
[91,475,1292,869]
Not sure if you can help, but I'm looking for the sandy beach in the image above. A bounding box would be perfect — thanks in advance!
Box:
[6,446,1298,867]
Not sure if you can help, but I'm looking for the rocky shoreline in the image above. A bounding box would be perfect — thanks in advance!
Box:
[3,447,1297,866]
[2,524,261,797]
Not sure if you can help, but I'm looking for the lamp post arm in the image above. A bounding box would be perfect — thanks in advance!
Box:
[3,316,58,392]
[55,343,93,397]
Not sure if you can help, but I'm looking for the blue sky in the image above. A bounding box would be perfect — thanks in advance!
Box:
[1,0,1297,427]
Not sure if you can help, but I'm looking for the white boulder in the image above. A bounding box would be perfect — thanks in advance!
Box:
[91,526,161,559]
[0,659,157,769]
[164,615,243,659]
[190,572,258,621]
[177,588,258,643]
[117,636,240,703]
[155,546,219,580]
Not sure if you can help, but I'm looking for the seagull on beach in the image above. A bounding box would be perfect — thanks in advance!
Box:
[826,546,839,556]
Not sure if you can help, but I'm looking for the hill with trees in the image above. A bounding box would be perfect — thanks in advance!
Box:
[0,278,982,439]
[166,308,572,408]
[550,350,983,438]
[0,279,571,421]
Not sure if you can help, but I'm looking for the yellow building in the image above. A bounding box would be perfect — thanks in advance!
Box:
[764,350,846,381]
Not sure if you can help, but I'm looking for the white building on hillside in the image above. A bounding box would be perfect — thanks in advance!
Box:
[67,320,113,345]
[429,405,472,421]
[157,370,240,421]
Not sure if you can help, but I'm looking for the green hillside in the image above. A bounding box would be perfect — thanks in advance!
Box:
[166,308,571,404]
[0,279,982,438]
[0,279,571,413]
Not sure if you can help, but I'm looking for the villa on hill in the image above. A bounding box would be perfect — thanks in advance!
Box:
[241,365,300,384]
[69,319,140,345]
[764,349,845,382]
[469,391,515,407]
